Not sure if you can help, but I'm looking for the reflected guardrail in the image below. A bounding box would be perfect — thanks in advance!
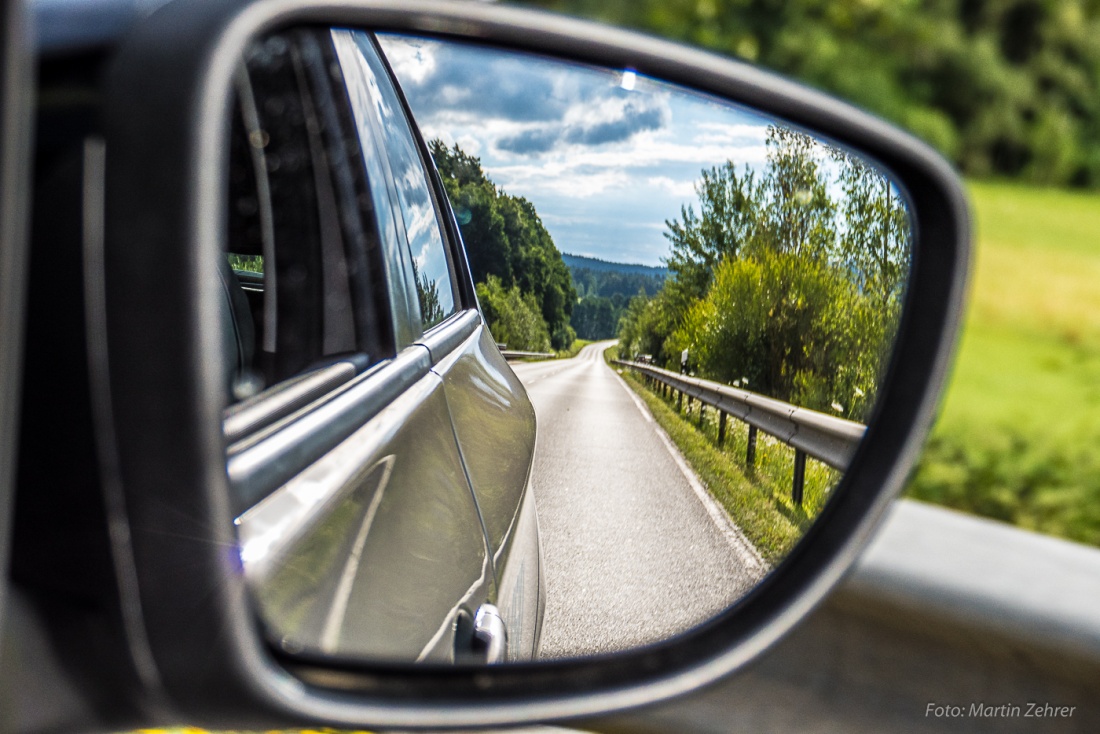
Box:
[613,360,866,505]
[502,350,556,360]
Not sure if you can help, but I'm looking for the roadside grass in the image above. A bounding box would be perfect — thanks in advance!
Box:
[500,339,589,363]
[227,253,263,272]
[606,347,839,564]
[557,338,593,359]
[905,180,1100,547]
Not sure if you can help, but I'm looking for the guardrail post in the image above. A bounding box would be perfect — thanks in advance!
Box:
[618,360,865,485]
[746,425,757,470]
[792,450,806,507]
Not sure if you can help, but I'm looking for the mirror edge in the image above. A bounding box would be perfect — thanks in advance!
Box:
[96,0,970,728]
[0,0,33,643]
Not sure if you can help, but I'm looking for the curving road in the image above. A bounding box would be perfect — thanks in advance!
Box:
[509,342,768,660]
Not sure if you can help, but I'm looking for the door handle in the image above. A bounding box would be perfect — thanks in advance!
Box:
[472,604,507,664]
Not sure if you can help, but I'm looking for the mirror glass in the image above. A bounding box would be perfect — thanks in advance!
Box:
[221,28,912,666]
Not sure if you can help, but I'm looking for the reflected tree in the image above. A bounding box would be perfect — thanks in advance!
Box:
[430,140,577,348]
[619,126,912,422]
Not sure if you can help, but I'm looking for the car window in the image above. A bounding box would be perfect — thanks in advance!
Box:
[333,28,458,331]
[225,29,392,401]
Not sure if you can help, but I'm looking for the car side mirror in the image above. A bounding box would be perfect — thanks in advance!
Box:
[92,0,968,728]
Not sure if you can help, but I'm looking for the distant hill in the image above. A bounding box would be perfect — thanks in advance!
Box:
[565,253,667,339]
[562,253,668,278]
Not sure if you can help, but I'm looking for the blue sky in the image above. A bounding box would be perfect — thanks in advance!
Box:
[379,34,783,267]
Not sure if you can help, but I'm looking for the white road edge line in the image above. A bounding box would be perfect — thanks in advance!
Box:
[608,363,769,574]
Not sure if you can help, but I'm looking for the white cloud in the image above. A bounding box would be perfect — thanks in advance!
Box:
[376,36,437,86]
[647,176,697,198]
[383,35,793,263]
[694,121,770,144]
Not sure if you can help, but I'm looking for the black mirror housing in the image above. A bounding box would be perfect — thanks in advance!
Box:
[74,0,971,728]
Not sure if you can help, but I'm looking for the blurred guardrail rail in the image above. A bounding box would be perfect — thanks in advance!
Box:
[501,350,556,360]
[614,360,866,505]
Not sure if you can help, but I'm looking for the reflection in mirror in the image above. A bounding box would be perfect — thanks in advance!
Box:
[223,29,912,668]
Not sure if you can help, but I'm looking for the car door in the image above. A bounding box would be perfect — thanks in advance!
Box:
[224,28,498,664]
[333,29,543,661]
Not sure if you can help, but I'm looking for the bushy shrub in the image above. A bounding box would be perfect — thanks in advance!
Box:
[618,125,908,420]
[476,276,553,352]
[668,251,886,420]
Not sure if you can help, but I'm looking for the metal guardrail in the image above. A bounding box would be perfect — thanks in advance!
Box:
[614,360,866,505]
[501,350,556,360]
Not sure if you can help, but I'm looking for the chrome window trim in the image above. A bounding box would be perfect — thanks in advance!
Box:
[227,344,431,511]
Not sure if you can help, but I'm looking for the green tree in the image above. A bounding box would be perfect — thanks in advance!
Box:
[431,140,577,348]
[430,140,514,284]
[572,295,623,340]
[619,125,909,416]
[664,163,764,306]
[411,259,444,328]
[831,147,911,307]
[476,276,553,352]
[759,126,835,261]
[669,251,884,419]
[616,289,681,366]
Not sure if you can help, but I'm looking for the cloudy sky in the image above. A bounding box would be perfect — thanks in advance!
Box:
[378,34,782,267]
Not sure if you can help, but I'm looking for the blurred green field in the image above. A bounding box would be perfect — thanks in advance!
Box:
[906,181,1100,546]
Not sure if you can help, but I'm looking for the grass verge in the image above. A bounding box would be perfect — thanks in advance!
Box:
[557,338,593,359]
[607,347,839,564]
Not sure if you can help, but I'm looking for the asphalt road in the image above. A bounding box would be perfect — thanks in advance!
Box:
[509,342,768,660]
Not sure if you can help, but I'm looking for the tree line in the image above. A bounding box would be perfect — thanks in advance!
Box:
[430,140,577,351]
[618,126,911,422]
[523,0,1100,189]
[570,265,665,340]
[572,266,665,300]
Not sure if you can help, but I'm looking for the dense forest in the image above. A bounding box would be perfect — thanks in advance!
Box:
[563,253,669,277]
[430,141,577,350]
[521,0,1100,189]
[568,256,666,299]
[566,255,666,340]
[618,126,911,421]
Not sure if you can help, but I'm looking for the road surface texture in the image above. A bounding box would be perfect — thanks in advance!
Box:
[509,342,768,660]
